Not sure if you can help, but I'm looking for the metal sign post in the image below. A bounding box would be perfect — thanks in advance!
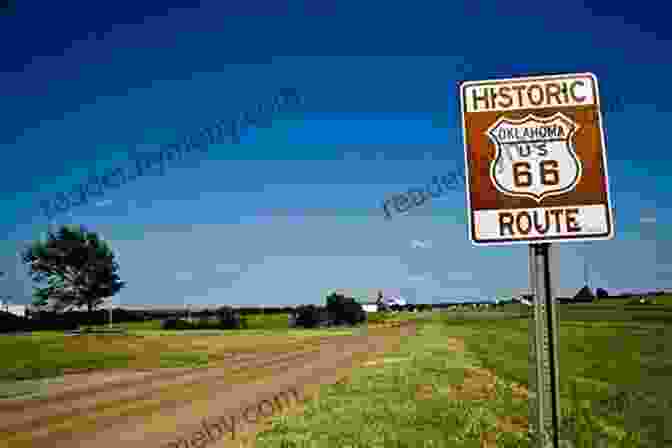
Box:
[459,72,615,447]
[528,243,561,447]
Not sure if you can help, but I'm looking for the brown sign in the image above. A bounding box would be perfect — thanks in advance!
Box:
[460,72,614,245]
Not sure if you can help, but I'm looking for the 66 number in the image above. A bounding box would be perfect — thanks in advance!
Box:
[512,160,559,187]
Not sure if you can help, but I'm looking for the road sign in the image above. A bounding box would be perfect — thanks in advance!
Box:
[460,72,614,246]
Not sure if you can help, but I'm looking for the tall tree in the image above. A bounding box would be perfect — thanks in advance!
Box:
[21,225,125,313]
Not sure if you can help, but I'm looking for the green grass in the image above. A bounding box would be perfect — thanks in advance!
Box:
[250,312,668,447]
[245,313,293,329]
[594,295,672,306]
[3,308,668,445]
[0,330,224,385]
[433,314,669,447]
[366,312,399,323]
[366,311,429,324]
[103,314,292,331]
[0,332,135,383]
[121,320,163,330]
[653,294,672,305]
[0,315,369,385]
[256,318,532,448]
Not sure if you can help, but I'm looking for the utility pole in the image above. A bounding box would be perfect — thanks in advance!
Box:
[0,271,10,312]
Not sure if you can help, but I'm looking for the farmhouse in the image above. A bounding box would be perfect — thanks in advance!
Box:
[557,285,595,304]
[0,301,28,317]
[336,289,404,313]
[361,303,379,313]
[511,286,596,305]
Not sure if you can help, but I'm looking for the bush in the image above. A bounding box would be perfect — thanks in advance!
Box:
[339,301,366,325]
[625,297,655,305]
[17,308,147,331]
[27,311,79,331]
[161,318,193,330]
[325,293,366,325]
[197,316,215,328]
[0,311,29,333]
[158,308,248,331]
[215,306,246,329]
[294,305,325,328]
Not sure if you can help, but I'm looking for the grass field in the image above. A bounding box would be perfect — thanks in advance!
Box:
[593,295,672,306]
[257,316,532,448]
[2,305,670,446]
[251,311,669,447]
[0,323,366,401]
[0,311,422,394]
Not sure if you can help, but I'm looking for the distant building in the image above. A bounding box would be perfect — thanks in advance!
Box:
[519,295,533,306]
[362,303,379,313]
[0,302,27,317]
[345,290,389,313]
[557,285,595,304]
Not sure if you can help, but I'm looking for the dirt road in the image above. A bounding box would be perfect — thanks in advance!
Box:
[0,322,417,448]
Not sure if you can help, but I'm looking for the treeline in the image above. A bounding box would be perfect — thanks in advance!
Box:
[0,294,434,333]
[161,306,247,330]
[292,292,366,328]
[0,308,149,333]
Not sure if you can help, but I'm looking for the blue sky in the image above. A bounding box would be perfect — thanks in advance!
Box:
[1,0,670,307]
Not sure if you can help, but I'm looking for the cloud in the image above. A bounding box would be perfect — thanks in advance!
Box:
[445,271,473,281]
[408,275,426,282]
[411,239,432,249]
[214,263,242,274]
[175,271,193,281]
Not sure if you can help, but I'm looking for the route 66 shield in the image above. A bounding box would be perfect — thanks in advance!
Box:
[486,113,582,203]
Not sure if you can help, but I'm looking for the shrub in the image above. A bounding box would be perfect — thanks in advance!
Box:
[215,306,246,329]
[625,297,655,305]
[0,311,29,333]
[161,318,193,330]
[338,301,366,325]
[197,316,215,328]
[325,293,366,325]
[26,311,79,331]
[294,305,324,328]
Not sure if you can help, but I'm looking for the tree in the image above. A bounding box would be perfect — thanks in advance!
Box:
[595,288,609,299]
[215,306,245,329]
[325,292,366,325]
[21,225,125,316]
[295,304,324,328]
[376,291,390,312]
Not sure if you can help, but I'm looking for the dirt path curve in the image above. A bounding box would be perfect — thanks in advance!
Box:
[1,322,418,448]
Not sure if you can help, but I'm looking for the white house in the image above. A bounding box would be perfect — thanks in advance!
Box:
[383,296,407,307]
[0,302,28,317]
[362,303,378,313]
